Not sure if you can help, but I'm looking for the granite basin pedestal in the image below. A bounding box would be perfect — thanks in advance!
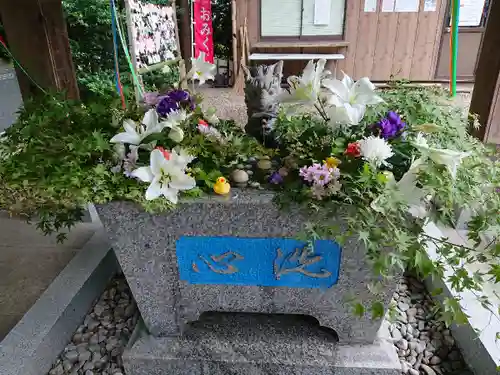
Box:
[123,313,401,375]
[97,190,400,375]
[97,190,397,345]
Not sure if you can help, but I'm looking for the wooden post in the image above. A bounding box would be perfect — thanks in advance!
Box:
[0,0,79,100]
[178,0,192,71]
[468,0,500,144]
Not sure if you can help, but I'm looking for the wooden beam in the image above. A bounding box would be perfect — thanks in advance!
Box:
[0,0,79,100]
[468,0,500,144]
[178,0,192,71]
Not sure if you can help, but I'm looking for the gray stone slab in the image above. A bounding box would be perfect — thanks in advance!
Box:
[0,61,22,132]
[0,230,118,375]
[97,190,398,344]
[123,312,401,375]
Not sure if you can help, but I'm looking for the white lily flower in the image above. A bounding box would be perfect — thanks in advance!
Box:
[413,133,471,178]
[170,147,196,169]
[371,158,427,217]
[323,73,383,125]
[278,59,326,106]
[358,136,394,168]
[327,104,366,126]
[110,109,161,145]
[188,52,216,85]
[160,109,191,143]
[131,149,196,203]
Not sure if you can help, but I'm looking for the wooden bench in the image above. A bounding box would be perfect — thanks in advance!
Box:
[248,53,345,77]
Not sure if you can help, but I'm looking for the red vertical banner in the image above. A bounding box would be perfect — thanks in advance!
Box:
[193,0,214,63]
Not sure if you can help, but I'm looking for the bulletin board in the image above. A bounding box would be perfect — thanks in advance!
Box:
[125,0,180,70]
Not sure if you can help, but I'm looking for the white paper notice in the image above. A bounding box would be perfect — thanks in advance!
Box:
[454,0,486,26]
[364,0,377,12]
[424,0,437,11]
[395,0,419,11]
[365,0,377,12]
[314,0,331,25]
[382,0,396,12]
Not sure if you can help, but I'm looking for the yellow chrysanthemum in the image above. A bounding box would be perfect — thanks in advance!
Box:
[324,157,341,169]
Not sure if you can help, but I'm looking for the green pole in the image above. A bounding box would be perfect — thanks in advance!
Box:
[451,0,460,97]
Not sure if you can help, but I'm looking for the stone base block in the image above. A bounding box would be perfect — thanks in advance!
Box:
[123,313,401,375]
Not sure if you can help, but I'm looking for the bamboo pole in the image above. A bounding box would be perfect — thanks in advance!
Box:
[450,0,460,97]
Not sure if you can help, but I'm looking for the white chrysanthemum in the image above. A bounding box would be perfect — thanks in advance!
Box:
[358,136,394,168]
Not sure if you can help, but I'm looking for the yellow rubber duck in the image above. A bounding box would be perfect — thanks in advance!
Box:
[213,177,231,195]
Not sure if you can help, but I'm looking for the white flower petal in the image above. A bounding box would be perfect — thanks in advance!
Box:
[110,132,141,145]
[145,180,163,200]
[169,172,196,191]
[168,127,184,143]
[150,149,166,175]
[161,186,179,204]
[323,78,349,101]
[131,166,154,182]
[123,119,137,134]
[344,103,366,125]
[341,72,354,89]
[143,109,159,130]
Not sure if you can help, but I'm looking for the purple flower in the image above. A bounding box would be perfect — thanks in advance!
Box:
[157,97,180,117]
[375,111,406,139]
[269,172,284,185]
[377,118,398,139]
[143,92,160,106]
[166,89,196,111]
[299,163,340,187]
[168,89,190,102]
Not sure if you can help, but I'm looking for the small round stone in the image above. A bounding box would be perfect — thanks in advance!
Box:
[230,169,249,184]
[236,163,245,169]
[65,350,79,363]
[391,329,402,340]
[430,356,442,365]
[395,339,408,350]
[420,364,437,375]
[257,159,272,170]
[249,181,261,188]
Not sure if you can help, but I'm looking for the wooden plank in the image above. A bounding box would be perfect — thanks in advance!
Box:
[429,0,447,78]
[246,0,259,46]
[391,12,419,79]
[249,53,344,60]
[485,76,500,144]
[372,11,399,80]
[253,41,350,48]
[353,5,379,79]
[410,0,441,80]
[339,0,361,76]
[0,0,79,99]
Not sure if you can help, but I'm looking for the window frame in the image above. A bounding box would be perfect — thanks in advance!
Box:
[258,0,347,42]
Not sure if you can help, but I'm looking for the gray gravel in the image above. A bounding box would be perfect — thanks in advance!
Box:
[48,275,471,375]
[47,277,138,375]
[391,276,471,375]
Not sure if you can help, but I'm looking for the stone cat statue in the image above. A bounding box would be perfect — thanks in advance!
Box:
[243,61,284,147]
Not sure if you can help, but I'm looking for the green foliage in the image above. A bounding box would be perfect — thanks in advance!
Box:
[212,0,232,59]
[0,89,267,237]
[272,82,500,335]
[62,0,117,73]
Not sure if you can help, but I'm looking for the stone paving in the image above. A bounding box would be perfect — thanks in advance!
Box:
[0,213,99,340]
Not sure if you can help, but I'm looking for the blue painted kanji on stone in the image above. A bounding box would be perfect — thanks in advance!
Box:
[176,236,342,288]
